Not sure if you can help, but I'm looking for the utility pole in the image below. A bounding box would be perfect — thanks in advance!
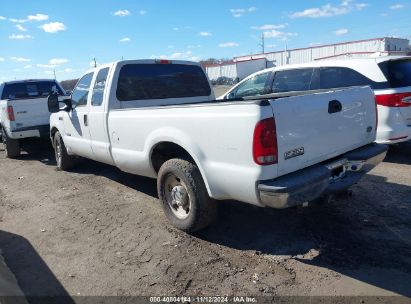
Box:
[53,69,56,79]
[259,33,265,54]
[93,58,97,68]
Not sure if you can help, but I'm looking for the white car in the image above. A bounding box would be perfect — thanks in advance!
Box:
[219,56,411,144]
[0,79,66,157]
[47,59,386,232]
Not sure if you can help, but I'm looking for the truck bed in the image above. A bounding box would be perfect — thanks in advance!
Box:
[106,86,377,205]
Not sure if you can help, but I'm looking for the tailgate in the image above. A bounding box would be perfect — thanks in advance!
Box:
[374,86,411,128]
[396,87,411,126]
[400,106,411,127]
[271,87,377,176]
[8,97,50,130]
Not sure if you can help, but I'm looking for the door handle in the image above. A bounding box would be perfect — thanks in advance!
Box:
[328,100,342,114]
[84,114,88,126]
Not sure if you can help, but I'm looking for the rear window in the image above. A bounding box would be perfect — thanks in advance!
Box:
[379,59,411,88]
[1,81,64,100]
[320,67,389,90]
[116,64,211,101]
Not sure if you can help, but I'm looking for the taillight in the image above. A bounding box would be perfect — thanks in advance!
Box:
[253,117,278,165]
[375,93,411,107]
[7,106,15,121]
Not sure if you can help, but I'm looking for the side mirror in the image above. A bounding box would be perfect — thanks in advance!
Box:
[226,92,235,100]
[47,93,60,113]
[62,98,73,112]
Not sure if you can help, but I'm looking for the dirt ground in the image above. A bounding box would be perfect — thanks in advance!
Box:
[0,137,411,302]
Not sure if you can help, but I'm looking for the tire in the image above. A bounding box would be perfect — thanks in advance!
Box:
[53,131,75,171]
[157,158,217,233]
[2,127,20,158]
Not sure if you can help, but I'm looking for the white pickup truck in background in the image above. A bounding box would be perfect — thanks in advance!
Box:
[0,79,66,158]
[47,59,387,232]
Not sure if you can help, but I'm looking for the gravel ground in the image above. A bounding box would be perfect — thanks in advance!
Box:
[0,139,410,303]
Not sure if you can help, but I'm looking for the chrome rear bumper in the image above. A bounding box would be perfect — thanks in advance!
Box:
[257,143,388,209]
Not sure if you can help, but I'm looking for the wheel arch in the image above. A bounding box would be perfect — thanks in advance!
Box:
[50,127,59,147]
[149,141,212,197]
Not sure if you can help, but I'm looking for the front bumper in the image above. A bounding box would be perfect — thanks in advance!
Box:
[257,143,388,209]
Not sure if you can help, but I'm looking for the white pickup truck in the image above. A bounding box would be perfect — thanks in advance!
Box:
[0,79,66,157]
[47,59,387,232]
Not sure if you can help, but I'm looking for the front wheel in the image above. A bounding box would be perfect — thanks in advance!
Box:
[157,158,217,233]
[53,131,75,171]
[2,128,20,158]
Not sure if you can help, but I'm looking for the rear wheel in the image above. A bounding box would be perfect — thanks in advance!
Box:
[2,128,20,158]
[157,158,217,233]
[53,131,75,170]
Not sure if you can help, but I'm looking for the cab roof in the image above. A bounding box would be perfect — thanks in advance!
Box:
[2,79,57,85]
[85,59,202,74]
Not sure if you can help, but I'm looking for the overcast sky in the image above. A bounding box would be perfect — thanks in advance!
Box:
[0,0,410,81]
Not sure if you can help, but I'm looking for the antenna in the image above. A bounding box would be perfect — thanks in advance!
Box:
[93,58,97,68]
[259,33,265,54]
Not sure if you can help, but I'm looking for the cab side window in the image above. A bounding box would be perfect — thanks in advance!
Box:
[231,72,270,98]
[91,68,109,106]
[320,67,370,89]
[71,72,94,107]
[272,68,314,93]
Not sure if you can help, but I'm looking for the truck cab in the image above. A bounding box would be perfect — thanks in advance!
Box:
[49,60,215,164]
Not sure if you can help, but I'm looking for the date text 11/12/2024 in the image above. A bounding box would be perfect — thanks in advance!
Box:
[149,296,257,303]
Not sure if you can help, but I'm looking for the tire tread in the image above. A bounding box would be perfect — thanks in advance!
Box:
[2,127,20,158]
[157,158,217,233]
[54,131,75,170]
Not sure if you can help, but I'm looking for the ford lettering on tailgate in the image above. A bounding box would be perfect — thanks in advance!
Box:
[284,147,305,160]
